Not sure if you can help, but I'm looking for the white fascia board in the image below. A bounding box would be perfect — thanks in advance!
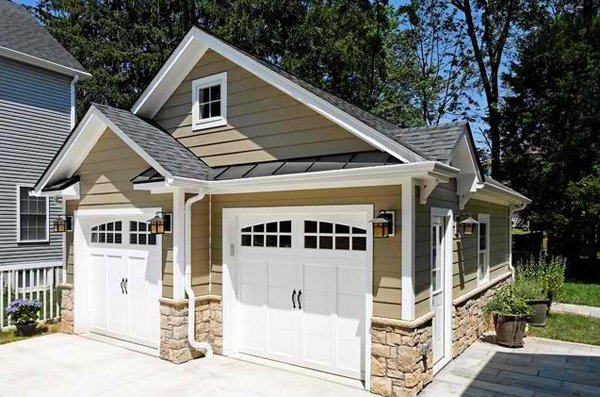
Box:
[131,32,207,115]
[131,27,424,164]
[474,182,531,206]
[35,182,80,200]
[0,46,91,79]
[178,162,457,195]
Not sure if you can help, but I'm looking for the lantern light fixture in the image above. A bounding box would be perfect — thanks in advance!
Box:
[370,210,392,239]
[52,216,68,233]
[148,212,171,235]
[459,215,479,236]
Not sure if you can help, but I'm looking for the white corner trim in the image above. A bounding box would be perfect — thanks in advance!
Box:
[16,184,50,243]
[70,75,79,128]
[191,72,228,131]
[131,27,425,164]
[172,189,186,300]
[401,177,416,320]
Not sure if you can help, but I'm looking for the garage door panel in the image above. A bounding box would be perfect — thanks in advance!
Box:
[302,334,332,366]
[128,255,150,342]
[337,295,363,336]
[338,266,364,295]
[89,254,107,330]
[106,254,128,336]
[240,259,266,286]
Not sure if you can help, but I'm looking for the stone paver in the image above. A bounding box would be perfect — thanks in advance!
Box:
[0,333,369,397]
[421,337,600,397]
[551,302,600,318]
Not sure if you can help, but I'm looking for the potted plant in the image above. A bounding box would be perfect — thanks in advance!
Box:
[7,299,42,336]
[484,285,533,347]
[513,277,549,327]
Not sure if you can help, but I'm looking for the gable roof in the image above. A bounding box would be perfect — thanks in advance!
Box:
[391,122,468,163]
[131,26,426,164]
[0,0,89,77]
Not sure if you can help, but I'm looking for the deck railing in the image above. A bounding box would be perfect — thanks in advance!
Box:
[0,263,63,329]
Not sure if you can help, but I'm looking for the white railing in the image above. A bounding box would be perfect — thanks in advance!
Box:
[1,263,64,329]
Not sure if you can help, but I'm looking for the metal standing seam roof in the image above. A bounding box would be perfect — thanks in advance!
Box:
[131,150,402,184]
[0,0,87,74]
[92,104,210,181]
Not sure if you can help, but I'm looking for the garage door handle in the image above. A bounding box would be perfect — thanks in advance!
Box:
[124,278,128,295]
[120,278,125,294]
[292,289,296,309]
[297,290,302,310]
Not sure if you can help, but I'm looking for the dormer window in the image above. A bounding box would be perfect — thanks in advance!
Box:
[192,72,227,130]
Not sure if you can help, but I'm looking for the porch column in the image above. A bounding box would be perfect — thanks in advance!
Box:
[172,188,186,300]
[401,177,416,320]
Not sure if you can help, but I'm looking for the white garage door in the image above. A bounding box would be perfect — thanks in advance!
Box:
[81,216,161,348]
[234,210,369,380]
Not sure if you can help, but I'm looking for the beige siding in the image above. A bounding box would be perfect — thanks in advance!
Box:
[65,130,175,298]
[200,186,403,319]
[189,194,210,296]
[154,50,374,167]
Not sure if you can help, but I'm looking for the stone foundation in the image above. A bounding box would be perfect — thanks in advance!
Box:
[195,295,223,355]
[452,274,511,357]
[58,284,74,334]
[370,316,433,397]
[159,295,223,364]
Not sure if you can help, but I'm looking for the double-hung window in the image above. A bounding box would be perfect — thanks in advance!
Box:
[477,214,490,284]
[17,185,49,242]
[192,72,227,130]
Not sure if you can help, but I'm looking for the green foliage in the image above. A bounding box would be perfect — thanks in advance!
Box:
[528,312,600,346]
[501,5,600,271]
[515,255,567,301]
[561,281,600,307]
[484,285,533,318]
[7,299,42,326]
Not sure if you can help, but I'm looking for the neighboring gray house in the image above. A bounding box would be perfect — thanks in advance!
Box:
[0,0,89,324]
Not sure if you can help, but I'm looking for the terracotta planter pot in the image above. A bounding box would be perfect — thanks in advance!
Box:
[15,322,37,337]
[527,299,551,327]
[494,314,527,348]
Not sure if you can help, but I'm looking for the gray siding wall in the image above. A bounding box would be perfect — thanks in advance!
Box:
[0,57,71,265]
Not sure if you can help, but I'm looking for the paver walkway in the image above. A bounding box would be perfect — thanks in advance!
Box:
[421,337,600,397]
[552,302,600,318]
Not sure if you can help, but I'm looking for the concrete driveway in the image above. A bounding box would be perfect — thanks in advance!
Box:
[0,333,370,397]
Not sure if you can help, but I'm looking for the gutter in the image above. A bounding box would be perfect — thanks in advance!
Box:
[184,192,213,357]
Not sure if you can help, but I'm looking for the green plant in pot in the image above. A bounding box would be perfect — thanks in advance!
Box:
[484,285,533,347]
[7,299,42,336]
[512,277,549,327]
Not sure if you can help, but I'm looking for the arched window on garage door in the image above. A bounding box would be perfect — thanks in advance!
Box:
[303,220,366,251]
[240,220,292,248]
[91,221,123,244]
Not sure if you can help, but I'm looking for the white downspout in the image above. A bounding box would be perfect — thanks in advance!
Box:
[185,192,213,357]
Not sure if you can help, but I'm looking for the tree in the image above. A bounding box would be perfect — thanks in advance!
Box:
[397,0,477,126]
[501,1,600,276]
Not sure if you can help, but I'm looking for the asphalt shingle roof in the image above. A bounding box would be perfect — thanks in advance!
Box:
[92,104,209,180]
[389,122,467,163]
[0,0,87,74]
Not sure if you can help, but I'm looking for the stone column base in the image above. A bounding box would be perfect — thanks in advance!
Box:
[370,315,433,397]
[58,284,74,334]
[195,295,223,355]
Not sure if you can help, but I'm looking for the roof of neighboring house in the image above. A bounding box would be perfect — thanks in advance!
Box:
[132,150,402,184]
[92,104,210,181]
[0,0,88,76]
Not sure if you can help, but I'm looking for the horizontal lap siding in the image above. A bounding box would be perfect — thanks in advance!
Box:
[190,195,210,296]
[453,199,511,299]
[415,181,459,317]
[0,58,71,266]
[208,186,403,319]
[65,130,174,297]
[154,50,373,167]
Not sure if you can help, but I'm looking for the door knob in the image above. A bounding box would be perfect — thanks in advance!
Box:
[124,278,128,294]
[292,289,296,309]
[297,290,302,310]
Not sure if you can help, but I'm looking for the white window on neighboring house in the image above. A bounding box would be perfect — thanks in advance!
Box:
[17,185,49,243]
[477,214,490,284]
[192,72,227,130]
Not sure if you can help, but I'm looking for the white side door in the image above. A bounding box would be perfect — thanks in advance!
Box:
[431,215,445,364]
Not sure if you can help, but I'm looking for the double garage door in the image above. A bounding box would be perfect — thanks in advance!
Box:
[80,215,161,348]
[232,209,370,380]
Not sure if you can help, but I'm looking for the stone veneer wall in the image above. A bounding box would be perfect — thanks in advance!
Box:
[452,275,512,358]
[159,295,223,364]
[370,316,433,397]
[59,284,74,334]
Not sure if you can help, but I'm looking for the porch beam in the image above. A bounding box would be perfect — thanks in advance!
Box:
[172,188,186,300]
[401,177,416,320]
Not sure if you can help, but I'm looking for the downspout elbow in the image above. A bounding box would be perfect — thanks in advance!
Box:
[184,192,213,358]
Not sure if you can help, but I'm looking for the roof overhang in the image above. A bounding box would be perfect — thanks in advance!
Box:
[471,181,532,209]
[32,105,174,195]
[133,161,458,196]
[0,46,91,79]
[131,27,425,164]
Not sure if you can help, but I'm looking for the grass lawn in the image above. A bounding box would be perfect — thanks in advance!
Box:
[0,322,60,345]
[528,312,600,346]
[561,281,600,307]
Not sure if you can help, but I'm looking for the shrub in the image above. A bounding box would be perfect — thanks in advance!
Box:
[484,285,533,318]
[514,255,567,301]
[7,299,42,326]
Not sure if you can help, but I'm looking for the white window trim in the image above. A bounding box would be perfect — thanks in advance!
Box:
[16,184,50,243]
[191,72,227,131]
[477,213,490,285]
